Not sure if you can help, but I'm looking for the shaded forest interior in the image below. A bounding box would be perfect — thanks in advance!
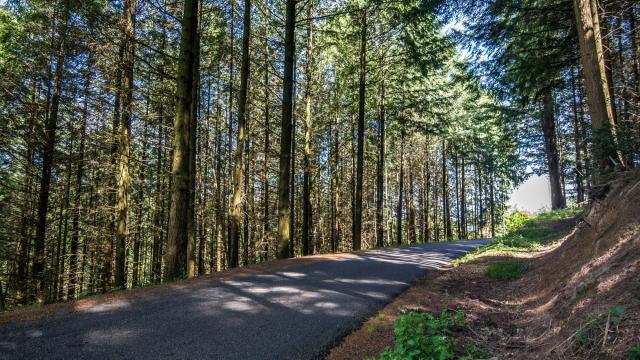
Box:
[0,0,638,309]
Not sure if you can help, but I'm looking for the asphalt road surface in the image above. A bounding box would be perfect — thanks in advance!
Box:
[0,240,490,360]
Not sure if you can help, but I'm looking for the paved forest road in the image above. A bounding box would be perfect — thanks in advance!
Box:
[0,240,490,360]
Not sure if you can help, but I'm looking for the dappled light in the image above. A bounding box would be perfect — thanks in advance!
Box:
[0,241,488,359]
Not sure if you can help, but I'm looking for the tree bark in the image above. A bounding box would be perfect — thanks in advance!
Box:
[571,68,586,202]
[353,9,366,251]
[186,0,202,277]
[375,66,386,248]
[276,0,296,258]
[68,53,91,299]
[114,0,136,289]
[408,158,416,244]
[396,130,405,246]
[32,0,70,302]
[164,0,199,281]
[541,89,566,210]
[573,0,624,176]
[460,156,466,239]
[442,140,451,240]
[229,0,251,268]
[302,5,314,256]
[262,8,271,261]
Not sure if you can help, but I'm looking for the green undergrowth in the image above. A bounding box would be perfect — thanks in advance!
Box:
[486,261,526,280]
[453,206,584,266]
[630,342,640,360]
[374,310,490,360]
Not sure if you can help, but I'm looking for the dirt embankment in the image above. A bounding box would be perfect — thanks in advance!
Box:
[327,170,640,359]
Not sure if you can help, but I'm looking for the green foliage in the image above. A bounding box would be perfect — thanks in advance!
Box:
[629,342,640,360]
[377,310,469,360]
[454,207,584,265]
[608,306,625,326]
[486,261,526,280]
[575,307,628,350]
[460,343,491,360]
[0,7,25,70]
[575,329,590,344]
[504,211,529,233]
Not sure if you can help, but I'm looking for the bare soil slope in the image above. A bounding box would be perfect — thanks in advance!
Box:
[327,170,640,359]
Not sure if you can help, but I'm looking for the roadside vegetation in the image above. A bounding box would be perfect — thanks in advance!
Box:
[485,261,526,281]
[374,310,490,360]
[454,206,584,265]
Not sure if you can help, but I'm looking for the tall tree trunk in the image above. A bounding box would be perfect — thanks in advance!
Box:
[224,0,236,269]
[477,160,483,237]
[105,41,126,293]
[353,9,366,251]
[434,159,439,242]
[164,0,199,281]
[198,80,212,275]
[330,95,339,253]
[489,168,496,238]
[262,8,271,261]
[52,136,72,301]
[598,8,618,126]
[276,0,296,258]
[425,141,431,242]
[132,95,150,288]
[396,130,404,246]
[186,0,202,277]
[629,1,640,104]
[114,0,136,289]
[229,0,251,268]
[289,65,297,258]
[302,6,314,256]
[14,87,36,303]
[151,100,164,283]
[68,54,91,299]
[442,140,451,240]
[454,154,460,239]
[573,0,624,177]
[375,67,386,248]
[571,68,586,202]
[214,94,224,271]
[541,89,566,210]
[460,156,466,239]
[242,122,251,265]
[408,159,416,244]
[32,0,70,302]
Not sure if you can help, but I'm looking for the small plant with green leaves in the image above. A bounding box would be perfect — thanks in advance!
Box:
[377,310,474,360]
[486,261,526,280]
[461,343,491,360]
[504,210,529,233]
[608,306,625,326]
[629,342,640,360]
[573,306,627,357]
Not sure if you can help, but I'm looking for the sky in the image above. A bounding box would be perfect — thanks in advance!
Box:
[508,175,552,213]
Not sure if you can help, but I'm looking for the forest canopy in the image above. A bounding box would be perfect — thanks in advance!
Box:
[0,0,636,309]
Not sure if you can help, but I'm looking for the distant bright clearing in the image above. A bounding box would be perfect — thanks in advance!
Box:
[508,175,551,213]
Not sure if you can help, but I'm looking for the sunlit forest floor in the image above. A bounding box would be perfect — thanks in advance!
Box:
[327,170,640,360]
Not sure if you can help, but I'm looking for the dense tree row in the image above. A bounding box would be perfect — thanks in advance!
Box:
[0,0,635,310]
[446,0,639,208]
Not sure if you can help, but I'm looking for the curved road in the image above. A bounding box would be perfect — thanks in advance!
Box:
[0,240,489,360]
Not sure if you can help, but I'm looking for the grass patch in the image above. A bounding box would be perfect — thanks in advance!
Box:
[486,261,526,280]
[453,206,584,265]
